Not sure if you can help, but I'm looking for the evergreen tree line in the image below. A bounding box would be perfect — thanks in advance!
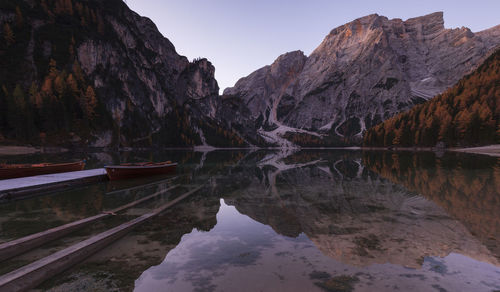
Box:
[0,59,100,144]
[0,0,111,144]
[158,102,246,147]
[40,0,106,34]
[364,49,500,147]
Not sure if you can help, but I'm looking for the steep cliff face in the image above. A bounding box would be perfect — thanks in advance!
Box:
[0,0,244,147]
[222,12,500,147]
[2,5,499,149]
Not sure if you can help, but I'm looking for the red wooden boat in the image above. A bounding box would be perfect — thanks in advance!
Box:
[0,161,85,179]
[104,161,177,180]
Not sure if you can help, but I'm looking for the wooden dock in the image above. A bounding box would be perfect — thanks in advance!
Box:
[0,184,179,262]
[0,184,204,291]
[0,169,107,201]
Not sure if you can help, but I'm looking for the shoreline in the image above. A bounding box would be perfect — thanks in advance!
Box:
[0,146,40,156]
[449,145,500,158]
[1,144,499,157]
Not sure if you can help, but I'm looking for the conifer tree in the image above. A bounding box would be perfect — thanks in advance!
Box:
[11,85,28,139]
[65,0,74,15]
[12,84,25,111]
[15,6,23,28]
[66,74,79,95]
[82,85,97,118]
[0,85,7,132]
[28,82,42,108]
[3,23,15,46]
[73,60,85,83]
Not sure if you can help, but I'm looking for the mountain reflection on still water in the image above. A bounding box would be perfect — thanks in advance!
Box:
[14,150,498,291]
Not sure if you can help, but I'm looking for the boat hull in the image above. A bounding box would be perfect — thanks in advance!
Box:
[104,162,177,181]
[0,161,85,180]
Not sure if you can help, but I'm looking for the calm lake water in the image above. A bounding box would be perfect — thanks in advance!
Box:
[1,149,499,291]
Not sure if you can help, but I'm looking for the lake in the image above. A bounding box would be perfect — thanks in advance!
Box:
[1,149,499,291]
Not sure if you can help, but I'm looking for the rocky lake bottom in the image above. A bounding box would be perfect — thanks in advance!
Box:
[0,149,499,292]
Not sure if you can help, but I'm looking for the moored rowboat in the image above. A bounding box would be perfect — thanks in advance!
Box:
[104,161,177,180]
[0,161,86,180]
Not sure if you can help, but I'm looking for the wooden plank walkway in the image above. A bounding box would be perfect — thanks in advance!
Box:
[105,174,185,195]
[0,169,107,201]
[0,184,204,291]
[0,184,179,262]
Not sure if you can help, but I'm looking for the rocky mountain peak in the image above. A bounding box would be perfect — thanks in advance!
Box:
[269,50,307,76]
[224,50,307,97]
[220,12,500,147]
[178,58,219,102]
[325,13,380,37]
[404,11,444,32]
[477,24,500,48]
[1,3,499,149]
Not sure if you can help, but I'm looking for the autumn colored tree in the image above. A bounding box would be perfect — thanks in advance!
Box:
[12,85,25,110]
[66,74,79,95]
[54,0,73,15]
[68,36,76,58]
[364,48,500,147]
[82,85,97,118]
[9,85,23,137]
[0,86,7,134]
[40,0,49,14]
[3,23,15,46]
[15,6,23,28]
[75,2,83,15]
[97,13,105,35]
[65,0,74,15]
[54,0,64,15]
[72,60,85,83]
[54,74,66,97]
[9,84,38,139]
[28,82,42,108]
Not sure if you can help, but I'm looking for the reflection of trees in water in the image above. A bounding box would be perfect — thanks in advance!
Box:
[363,151,500,260]
[37,149,500,289]
[218,150,499,268]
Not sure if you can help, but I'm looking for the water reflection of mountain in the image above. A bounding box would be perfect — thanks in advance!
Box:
[218,150,499,268]
[362,151,500,262]
[32,149,500,290]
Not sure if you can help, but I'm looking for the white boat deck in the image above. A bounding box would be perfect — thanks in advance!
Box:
[0,169,107,194]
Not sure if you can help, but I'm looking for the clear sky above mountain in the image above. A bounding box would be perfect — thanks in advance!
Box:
[126,0,500,92]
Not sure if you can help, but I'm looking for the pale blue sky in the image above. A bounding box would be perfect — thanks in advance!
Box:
[126,0,500,92]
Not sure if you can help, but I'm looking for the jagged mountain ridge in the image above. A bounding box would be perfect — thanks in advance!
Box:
[221,12,500,147]
[1,5,499,148]
[0,0,244,147]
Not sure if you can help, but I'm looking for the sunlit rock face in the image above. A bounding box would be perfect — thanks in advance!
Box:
[221,12,500,146]
[221,150,500,268]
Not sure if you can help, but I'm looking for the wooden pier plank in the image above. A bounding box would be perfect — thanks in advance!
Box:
[0,184,204,291]
[0,169,107,201]
[0,169,106,192]
[0,184,179,262]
